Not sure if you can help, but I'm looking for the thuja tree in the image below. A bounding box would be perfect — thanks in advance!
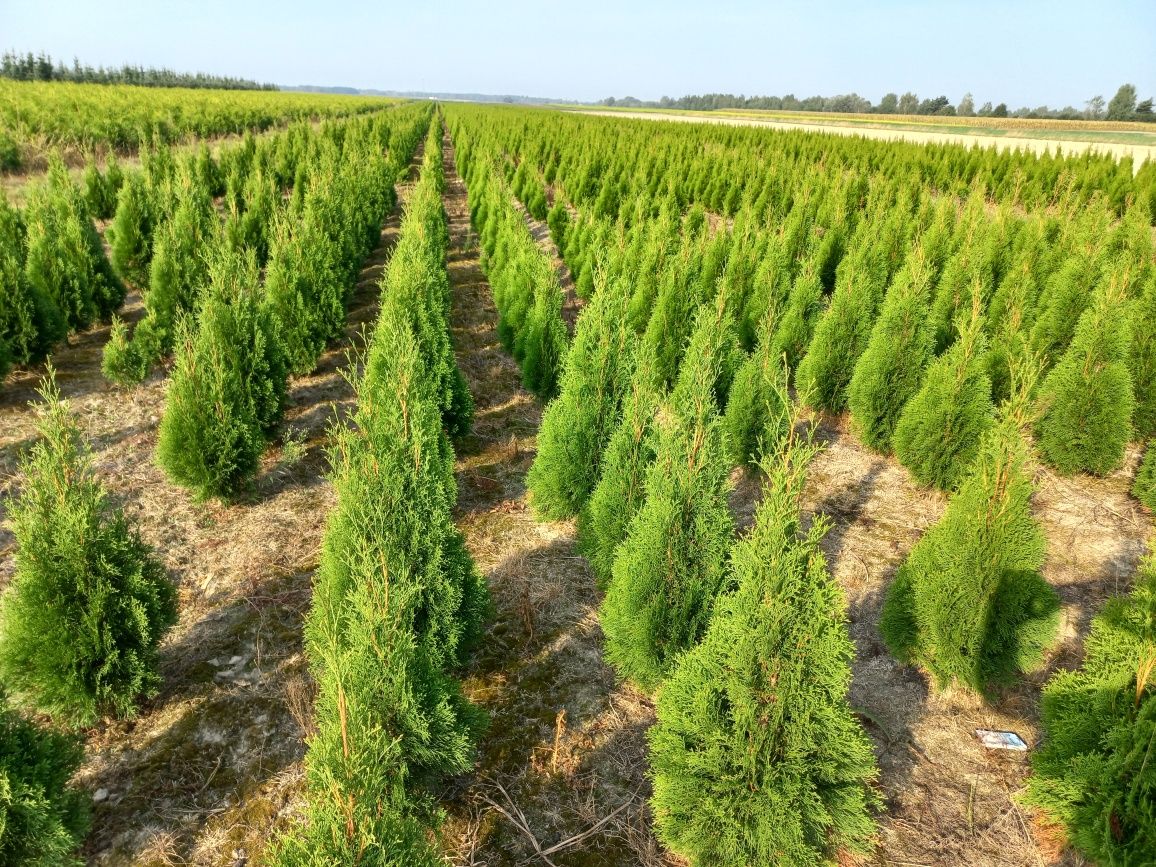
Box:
[767,262,824,375]
[795,244,888,413]
[847,254,936,452]
[516,262,569,401]
[892,297,995,491]
[263,211,343,377]
[108,172,155,288]
[144,167,219,339]
[579,353,661,589]
[156,249,287,500]
[1035,274,1135,476]
[0,376,177,727]
[648,439,879,867]
[0,249,65,368]
[23,159,124,333]
[1020,554,1156,863]
[723,309,791,468]
[1131,271,1156,439]
[600,335,734,692]
[528,274,637,520]
[0,701,89,866]
[1134,442,1156,510]
[277,319,484,862]
[880,404,1060,692]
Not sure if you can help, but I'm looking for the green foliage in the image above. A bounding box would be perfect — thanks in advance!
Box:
[0,250,65,367]
[107,172,154,288]
[82,158,116,220]
[796,248,886,413]
[144,168,218,337]
[100,314,164,386]
[600,331,734,692]
[528,275,636,520]
[892,302,995,490]
[1131,272,1156,439]
[1133,442,1156,510]
[156,249,287,499]
[847,255,935,452]
[23,159,124,333]
[0,701,89,866]
[0,377,177,727]
[881,411,1060,692]
[768,263,824,374]
[579,355,661,588]
[722,315,791,467]
[1036,277,1135,476]
[648,440,879,867]
[1021,555,1156,863]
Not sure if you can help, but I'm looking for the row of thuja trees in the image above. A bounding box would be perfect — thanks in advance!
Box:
[444,103,1156,863]
[152,108,430,499]
[269,117,487,863]
[448,117,569,400]
[0,109,428,863]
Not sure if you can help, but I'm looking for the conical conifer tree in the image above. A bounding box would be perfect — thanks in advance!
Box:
[1035,272,1135,476]
[1130,272,1156,439]
[648,437,879,867]
[848,253,936,452]
[528,274,637,520]
[0,375,177,727]
[23,159,124,332]
[881,371,1060,692]
[108,172,155,288]
[1134,441,1156,510]
[600,335,734,692]
[1020,554,1156,863]
[1030,253,1097,368]
[0,249,65,367]
[0,699,89,865]
[308,314,485,777]
[156,249,287,499]
[516,266,569,401]
[723,306,791,468]
[893,293,995,490]
[579,354,661,589]
[768,262,825,375]
[796,248,887,413]
[144,168,218,341]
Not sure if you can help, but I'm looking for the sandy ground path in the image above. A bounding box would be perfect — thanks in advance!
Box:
[440,128,674,866]
[573,109,1156,170]
[0,146,422,866]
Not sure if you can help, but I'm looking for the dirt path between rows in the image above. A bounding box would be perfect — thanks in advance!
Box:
[440,129,672,866]
[574,110,1156,172]
[0,145,423,867]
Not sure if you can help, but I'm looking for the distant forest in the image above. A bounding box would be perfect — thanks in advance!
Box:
[601,85,1156,122]
[0,51,276,91]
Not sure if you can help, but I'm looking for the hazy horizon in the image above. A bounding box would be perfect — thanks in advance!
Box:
[5,0,1154,108]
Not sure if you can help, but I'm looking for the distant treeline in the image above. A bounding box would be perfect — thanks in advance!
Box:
[602,85,1156,122]
[1,50,276,91]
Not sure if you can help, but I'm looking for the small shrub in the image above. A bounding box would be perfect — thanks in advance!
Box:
[1020,555,1156,863]
[0,700,89,866]
[1134,441,1156,510]
[649,439,879,867]
[0,376,177,727]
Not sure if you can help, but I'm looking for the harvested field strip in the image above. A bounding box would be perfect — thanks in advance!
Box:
[0,148,422,867]
[441,129,671,866]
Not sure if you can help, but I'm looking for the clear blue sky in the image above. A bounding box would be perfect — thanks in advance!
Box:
[4,0,1154,107]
